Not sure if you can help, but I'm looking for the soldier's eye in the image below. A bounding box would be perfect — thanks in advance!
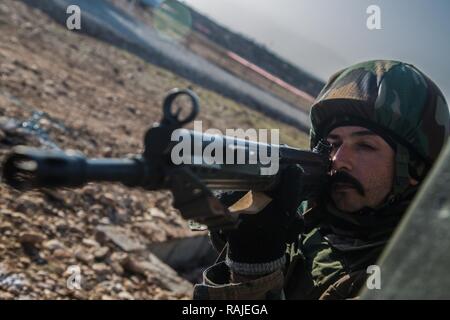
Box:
[358,143,376,151]
[330,142,341,149]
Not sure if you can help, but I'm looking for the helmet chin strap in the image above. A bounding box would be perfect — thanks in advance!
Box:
[354,144,414,213]
[378,143,418,210]
[393,144,412,197]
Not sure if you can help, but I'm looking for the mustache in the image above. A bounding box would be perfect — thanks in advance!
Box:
[329,171,365,196]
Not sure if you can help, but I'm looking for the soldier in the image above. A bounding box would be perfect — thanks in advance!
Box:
[193,60,450,299]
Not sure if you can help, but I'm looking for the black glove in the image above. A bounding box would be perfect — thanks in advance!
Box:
[212,164,306,268]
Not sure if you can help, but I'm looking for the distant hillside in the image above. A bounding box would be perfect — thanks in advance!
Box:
[186,5,325,97]
[135,0,325,98]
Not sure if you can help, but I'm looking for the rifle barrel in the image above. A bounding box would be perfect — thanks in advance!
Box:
[2,146,145,190]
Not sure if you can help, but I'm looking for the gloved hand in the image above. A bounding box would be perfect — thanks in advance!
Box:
[211,164,306,275]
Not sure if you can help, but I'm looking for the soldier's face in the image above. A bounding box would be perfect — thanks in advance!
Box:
[326,126,395,213]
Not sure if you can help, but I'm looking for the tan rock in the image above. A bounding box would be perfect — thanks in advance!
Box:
[94,246,110,260]
[19,257,31,264]
[70,290,87,300]
[53,248,73,259]
[121,254,193,296]
[75,250,94,264]
[121,256,147,276]
[0,291,14,299]
[82,238,100,248]
[99,217,110,225]
[55,288,69,296]
[89,204,104,213]
[110,252,128,263]
[43,239,66,251]
[95,226,145,252]
[117,291,134,300]
[135,221,166,242]
[92,263,111,276]
[19,231,46,244]
[110,262,124,275]
[148,207,166,219]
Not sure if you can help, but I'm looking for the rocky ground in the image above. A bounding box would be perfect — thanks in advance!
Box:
[0,1,308,299]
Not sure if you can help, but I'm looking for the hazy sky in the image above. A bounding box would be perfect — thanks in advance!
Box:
[184,0,450,101]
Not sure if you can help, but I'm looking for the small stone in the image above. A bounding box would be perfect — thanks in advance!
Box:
[110,252,128,263]
[99,217,110,225]
[110,262,124,275]
[55,288,68,296]
[123,279,134,289]
[89,204,104,213]
[92,263,110,276]
[94,247,110,260]
[0,291,14,299]
[135,222,166,242]
[130,276,140,284]
[95,226,145,252]
[53,248,72,259]
[75,250,94,264]
[2,210,30,224]
[153,291,170,300]
[117,291,134,300]
[76,210,86,218]
[48,264,65,275]
[19,256,31,264]
[121,256,147,276]
[70,290,87,300]
[17,260,30,270]
[101,193,116,205]
[82,238,100,248]
[87,216,99,225]
[38,281,53,290]
[19,232,46,244]
[55,221,69,234]
[149,207,166,219]
[112,283,124,293]
[37,270,49,277]
[68,224,85,234]
[43,239,65,251]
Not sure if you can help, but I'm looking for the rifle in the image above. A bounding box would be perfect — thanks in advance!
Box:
[1,89,331,231]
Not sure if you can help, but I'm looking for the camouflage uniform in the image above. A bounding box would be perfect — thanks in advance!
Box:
[193,60,450,300]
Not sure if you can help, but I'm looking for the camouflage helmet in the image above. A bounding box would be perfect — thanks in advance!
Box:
[310,60,450,194]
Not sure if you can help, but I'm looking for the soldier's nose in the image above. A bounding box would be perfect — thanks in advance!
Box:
[331,144,353,172]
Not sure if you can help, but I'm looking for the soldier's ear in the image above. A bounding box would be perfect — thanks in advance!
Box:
[409,178,419,186]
